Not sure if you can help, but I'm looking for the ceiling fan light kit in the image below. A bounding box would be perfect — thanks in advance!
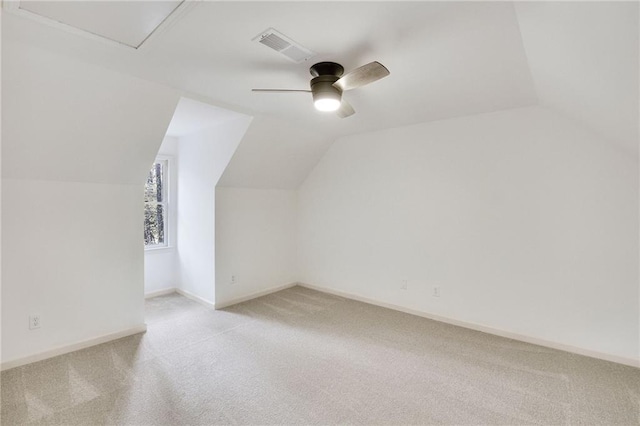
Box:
[253,61,389,118]
[314,95,341,112]
[310,69,343,112]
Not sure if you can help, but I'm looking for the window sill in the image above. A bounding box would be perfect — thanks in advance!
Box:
[144,245,174,252]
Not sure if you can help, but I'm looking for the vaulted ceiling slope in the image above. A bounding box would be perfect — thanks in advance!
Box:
[217,115,335,189]
[2,1,539,139]
[515,1,638,155]
[2,1,637,188]
[2,40,180,184]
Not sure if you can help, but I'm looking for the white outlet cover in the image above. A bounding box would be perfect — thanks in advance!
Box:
[29,314,41,329]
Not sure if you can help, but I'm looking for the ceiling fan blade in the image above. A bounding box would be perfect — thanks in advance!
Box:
[333,61,390,91]
[252,89,311,93]
[336,99,355,118]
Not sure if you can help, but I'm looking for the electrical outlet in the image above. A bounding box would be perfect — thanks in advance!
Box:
[230,275,237,285]
[400,280,408,290]
[433,286,441,297]
[29,314,41,330]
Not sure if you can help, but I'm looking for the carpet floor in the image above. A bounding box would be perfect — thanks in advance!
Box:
[1,286,638,425]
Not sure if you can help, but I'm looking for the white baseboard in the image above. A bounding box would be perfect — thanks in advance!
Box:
[298,283,639,369]
[162,283,298,310]
[175,288,216,309]
[145,288,177,299]
[214,282,298,309]
[1,324,147,371]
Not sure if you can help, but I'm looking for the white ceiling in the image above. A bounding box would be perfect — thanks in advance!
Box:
[2,41,181,184]
[515,1,638,155]
[14,1,184,48]
[2,1,637,189]
[2,1,538,140]
[217,115,336,189]
[166,97,248,137]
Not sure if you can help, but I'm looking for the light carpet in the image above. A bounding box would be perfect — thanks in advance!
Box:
[1,286,638,425]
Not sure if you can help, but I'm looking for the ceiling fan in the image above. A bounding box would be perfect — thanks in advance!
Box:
[252,61,390,118]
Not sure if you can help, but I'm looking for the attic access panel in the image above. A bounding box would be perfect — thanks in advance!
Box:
[13,1,185,49]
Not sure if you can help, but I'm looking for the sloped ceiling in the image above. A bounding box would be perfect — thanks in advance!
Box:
[2,1,637,189]
[515,1,638,155]
[166,97,247,138]
[2,1,537,139]
[16,1,184,49]
[217,115,335,189]
[2,41,180,185]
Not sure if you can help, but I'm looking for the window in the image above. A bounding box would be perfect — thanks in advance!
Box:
[144,158,169,248]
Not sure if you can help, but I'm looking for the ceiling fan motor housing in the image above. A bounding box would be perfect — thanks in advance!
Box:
[309,62,344,78]
[309,62,344,106]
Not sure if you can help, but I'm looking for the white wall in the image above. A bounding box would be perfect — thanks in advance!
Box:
[144,136,179,296]
[298,106,638,362]
[1,41,179,365]
[2,180,145,362]
[176,117,252,304]
[215,188,298,307]
[0,7,4,367]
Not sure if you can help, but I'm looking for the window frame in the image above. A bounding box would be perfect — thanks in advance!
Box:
[144,156,171,250]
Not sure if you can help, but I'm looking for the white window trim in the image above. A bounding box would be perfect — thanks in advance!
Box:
[144,155,171,250]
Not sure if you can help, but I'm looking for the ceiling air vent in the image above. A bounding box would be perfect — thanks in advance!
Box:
[253,28,315,63]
